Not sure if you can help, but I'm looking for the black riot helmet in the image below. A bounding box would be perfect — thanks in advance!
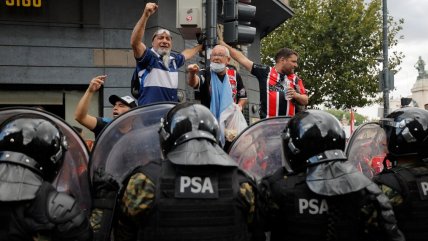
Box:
[381,107,428,159]
[281,110,347,172]
[159,103,220,155]
[0,114,68,182]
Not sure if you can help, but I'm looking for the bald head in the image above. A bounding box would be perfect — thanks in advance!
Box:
[212,45,230,57]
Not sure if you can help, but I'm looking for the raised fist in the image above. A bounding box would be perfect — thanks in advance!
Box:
[144,2,158,17]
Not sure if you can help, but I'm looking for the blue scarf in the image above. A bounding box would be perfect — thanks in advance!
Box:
[209,71,233,120]
[210,70,233,146]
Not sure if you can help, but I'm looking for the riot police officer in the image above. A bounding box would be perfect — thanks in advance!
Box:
[374,107,428,241]
[114,103,261,241]
[0,114,92,241]
[259,110,404,241]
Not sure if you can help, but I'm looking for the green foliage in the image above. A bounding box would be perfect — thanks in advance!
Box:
[325,109,366,126]
[261,0,404,109]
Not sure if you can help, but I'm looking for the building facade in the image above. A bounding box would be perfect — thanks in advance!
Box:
[0,0,292,139]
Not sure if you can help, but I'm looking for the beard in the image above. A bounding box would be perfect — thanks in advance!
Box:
[156,47,171,68]
[284,66,295,75]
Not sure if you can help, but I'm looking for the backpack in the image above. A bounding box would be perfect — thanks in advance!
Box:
[131,69,140,99]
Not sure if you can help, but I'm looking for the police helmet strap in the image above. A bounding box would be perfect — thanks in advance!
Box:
[287,138,300,155]
[158,117,170,142]
[307,149,347,165]
[51,135,68,164]
[0,151,41,174]
[174,130,218,146]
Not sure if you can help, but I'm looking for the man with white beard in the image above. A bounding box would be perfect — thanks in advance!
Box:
[130,2,203,106]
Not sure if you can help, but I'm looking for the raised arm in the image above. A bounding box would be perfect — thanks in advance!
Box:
[182,44,203,60]
[186,64,201,88]
[219,40,254,72]
[130,2,158,58]
[74,75,106,131]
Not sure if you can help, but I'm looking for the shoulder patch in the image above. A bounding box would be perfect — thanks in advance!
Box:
[374,172,403,193]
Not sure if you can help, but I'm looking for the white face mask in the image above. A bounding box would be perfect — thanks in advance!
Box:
[210,62,226,73]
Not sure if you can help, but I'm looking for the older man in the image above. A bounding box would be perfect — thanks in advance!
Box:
[131,2,203,106]
[187,45,248,149]
[187,45,248,113]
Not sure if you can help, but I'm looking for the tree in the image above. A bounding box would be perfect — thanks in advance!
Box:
[326,109,366,126]
[261,0,404,109]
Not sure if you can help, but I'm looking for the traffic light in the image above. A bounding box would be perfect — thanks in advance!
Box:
[378,69,395,91]
[223,0,256,45]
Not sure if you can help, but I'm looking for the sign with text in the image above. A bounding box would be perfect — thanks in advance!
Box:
[0,0,100,26]
[5,0,42,7]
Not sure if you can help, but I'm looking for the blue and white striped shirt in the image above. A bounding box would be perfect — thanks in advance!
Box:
[136,48,185,106]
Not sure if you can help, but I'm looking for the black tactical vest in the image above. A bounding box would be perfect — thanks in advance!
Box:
[374,165,428,241]
[0,203,15,241]
[137,160,250,241]
[0,182,53,241]
[1,181,91,241]
[263,168,366,241]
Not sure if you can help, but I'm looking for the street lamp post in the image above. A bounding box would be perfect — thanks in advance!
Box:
[205,0,217,70]
[382,0,389,117]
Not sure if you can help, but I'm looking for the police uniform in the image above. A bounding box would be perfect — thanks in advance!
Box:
[0,114,92,241]
[260,163,402,241]
[373,107,428,241]
[0,169,91,241]
[259,110,404,241]
[116,157,256,241]
[114,103,260,241]
[375,161,428,241]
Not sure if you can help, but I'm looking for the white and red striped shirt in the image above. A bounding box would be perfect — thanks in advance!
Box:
[251,64,306,118]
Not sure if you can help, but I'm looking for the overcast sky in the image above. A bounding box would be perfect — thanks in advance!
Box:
[389,0,428,97]
[356,0,428,119]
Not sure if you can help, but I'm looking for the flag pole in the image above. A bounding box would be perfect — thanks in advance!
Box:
[350,108,355,134]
